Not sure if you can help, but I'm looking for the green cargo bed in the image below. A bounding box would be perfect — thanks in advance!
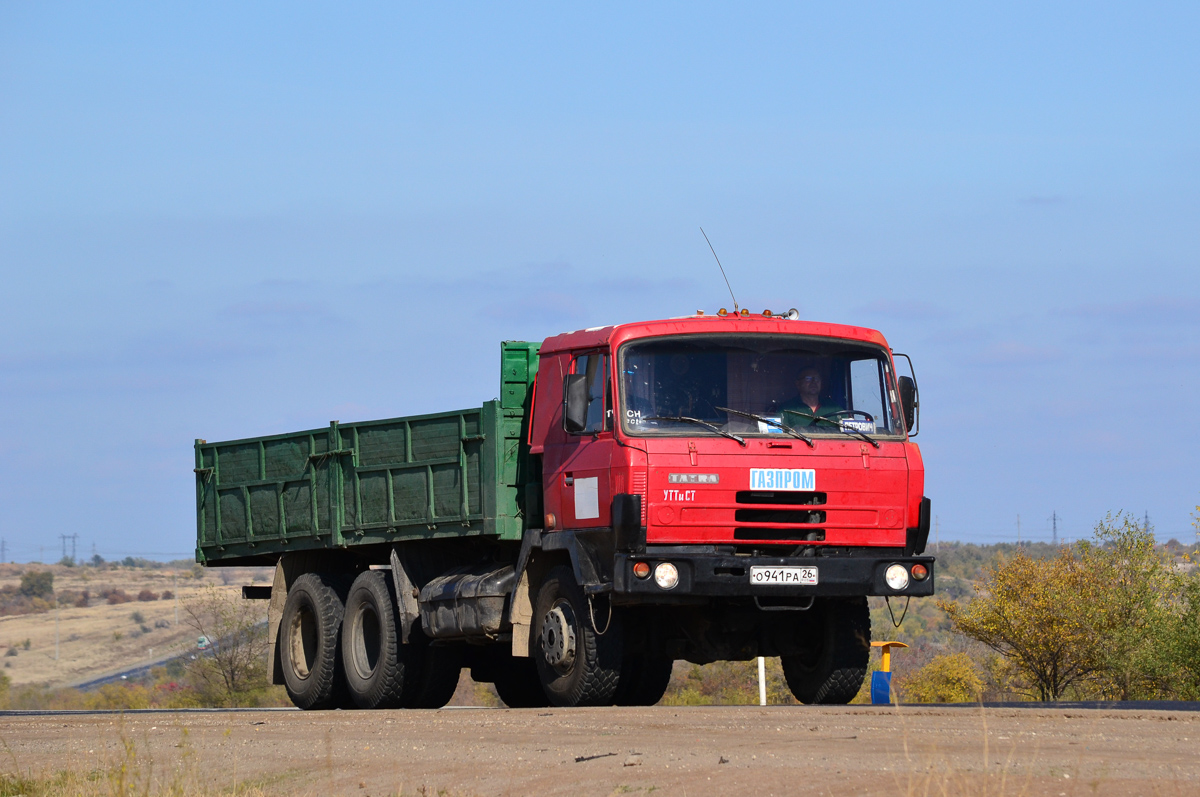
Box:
[195,342,539,565]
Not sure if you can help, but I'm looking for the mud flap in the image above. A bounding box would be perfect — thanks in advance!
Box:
[389,548,421,644]
[510,569,534,657]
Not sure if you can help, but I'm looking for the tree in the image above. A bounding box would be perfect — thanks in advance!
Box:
[181,586,269,707]
[942,513,1184,701]
[1076,513,1177,699]
[940,546,1099,700]
[1160,571,1200,700]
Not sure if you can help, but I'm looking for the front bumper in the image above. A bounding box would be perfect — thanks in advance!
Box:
[611,550,935,601]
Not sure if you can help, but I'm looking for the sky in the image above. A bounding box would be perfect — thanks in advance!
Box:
[2,3,1198,560]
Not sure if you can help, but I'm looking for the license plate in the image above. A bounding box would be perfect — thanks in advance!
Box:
[750,566,818,586]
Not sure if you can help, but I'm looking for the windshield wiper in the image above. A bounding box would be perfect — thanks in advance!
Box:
[786,410,880,449]
[643,416,747,447]
[715,407,814,448]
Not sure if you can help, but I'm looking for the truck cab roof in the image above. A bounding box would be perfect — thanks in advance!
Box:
[538,313,891,355]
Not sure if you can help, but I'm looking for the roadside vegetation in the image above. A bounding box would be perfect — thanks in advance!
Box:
[934,512,1200,702]
[0,584,289,711]
[0,512,1196,709]
[656,510,1200,706]
[0,558,201,619]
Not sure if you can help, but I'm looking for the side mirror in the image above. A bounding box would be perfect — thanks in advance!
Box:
[563,374,589,433]
[897,376,917,433]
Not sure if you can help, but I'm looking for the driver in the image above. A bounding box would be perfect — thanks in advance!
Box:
[780,368,843,427]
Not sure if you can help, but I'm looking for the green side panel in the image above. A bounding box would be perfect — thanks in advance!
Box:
[496,341,541,540]
[195,341,542,563]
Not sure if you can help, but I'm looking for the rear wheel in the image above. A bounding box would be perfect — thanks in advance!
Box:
[399,634,463,709]
[492,656,550,708]
[341,571,409,709]
[533,566,622,707]
[781,598,870,705]
[612,655,674,706]
[280,573,347,710]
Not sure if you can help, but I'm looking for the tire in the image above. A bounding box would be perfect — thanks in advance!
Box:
[341,571,409,709]
[399,634,463,709]
[612,655,674,706]
[781,598,871,705]
[492,656,550,708]
[280,572,348,710]
[532,566,622,707]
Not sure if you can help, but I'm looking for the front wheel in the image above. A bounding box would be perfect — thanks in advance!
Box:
[781,598,870,705]
[533,566,623,707]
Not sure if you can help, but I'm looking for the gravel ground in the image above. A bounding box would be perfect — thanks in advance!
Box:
[2,704,1198,795]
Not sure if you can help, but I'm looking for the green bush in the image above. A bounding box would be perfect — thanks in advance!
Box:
[898,653,983,703]
[19,570,53,599]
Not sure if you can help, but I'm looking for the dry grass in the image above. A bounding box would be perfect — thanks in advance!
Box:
[0,564,270,690]
[0,723,462,796]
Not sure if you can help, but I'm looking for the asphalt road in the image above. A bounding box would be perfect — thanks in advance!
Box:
[2,704,1197,796]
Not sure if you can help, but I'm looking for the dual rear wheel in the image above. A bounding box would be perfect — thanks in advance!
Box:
[279,565,680,710]
[279,571,461,710]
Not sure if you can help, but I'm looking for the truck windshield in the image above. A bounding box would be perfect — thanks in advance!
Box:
[619,334,905,439]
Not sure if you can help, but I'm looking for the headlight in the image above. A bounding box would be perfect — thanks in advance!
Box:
[632,561,651,579]
[911,563,928,581]
[654,562,679,590]
[885,564,910,591]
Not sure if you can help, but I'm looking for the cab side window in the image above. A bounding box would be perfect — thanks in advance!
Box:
[572,352,610,434]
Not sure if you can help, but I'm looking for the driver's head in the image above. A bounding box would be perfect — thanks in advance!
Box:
[797,368,822,394]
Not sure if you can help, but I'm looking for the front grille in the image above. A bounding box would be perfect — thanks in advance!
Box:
[734,508,826,524]
[735,491,826,505]
[734,528,826,542]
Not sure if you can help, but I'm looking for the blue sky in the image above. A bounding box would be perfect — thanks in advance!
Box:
[2,3,1198,560]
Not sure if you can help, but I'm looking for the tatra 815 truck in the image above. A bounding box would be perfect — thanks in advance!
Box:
[194,311,932,709]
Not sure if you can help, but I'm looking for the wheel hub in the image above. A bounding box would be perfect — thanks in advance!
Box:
[540,602,577,673]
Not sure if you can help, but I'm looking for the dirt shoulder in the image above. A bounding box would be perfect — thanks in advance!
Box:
[1,704,1197,796]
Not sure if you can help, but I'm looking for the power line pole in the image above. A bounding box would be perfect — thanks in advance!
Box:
[1050,511,1058,546]
[1016,514,1022,547]
[69,534,78,561]
[1143,511,1150,533]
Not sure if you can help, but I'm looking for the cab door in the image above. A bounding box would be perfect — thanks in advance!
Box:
[543,350,615,529]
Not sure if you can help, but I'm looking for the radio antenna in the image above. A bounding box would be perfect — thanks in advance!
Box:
[700,227,738,314]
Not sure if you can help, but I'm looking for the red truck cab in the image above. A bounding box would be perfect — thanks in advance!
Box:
[527,313,930,608]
